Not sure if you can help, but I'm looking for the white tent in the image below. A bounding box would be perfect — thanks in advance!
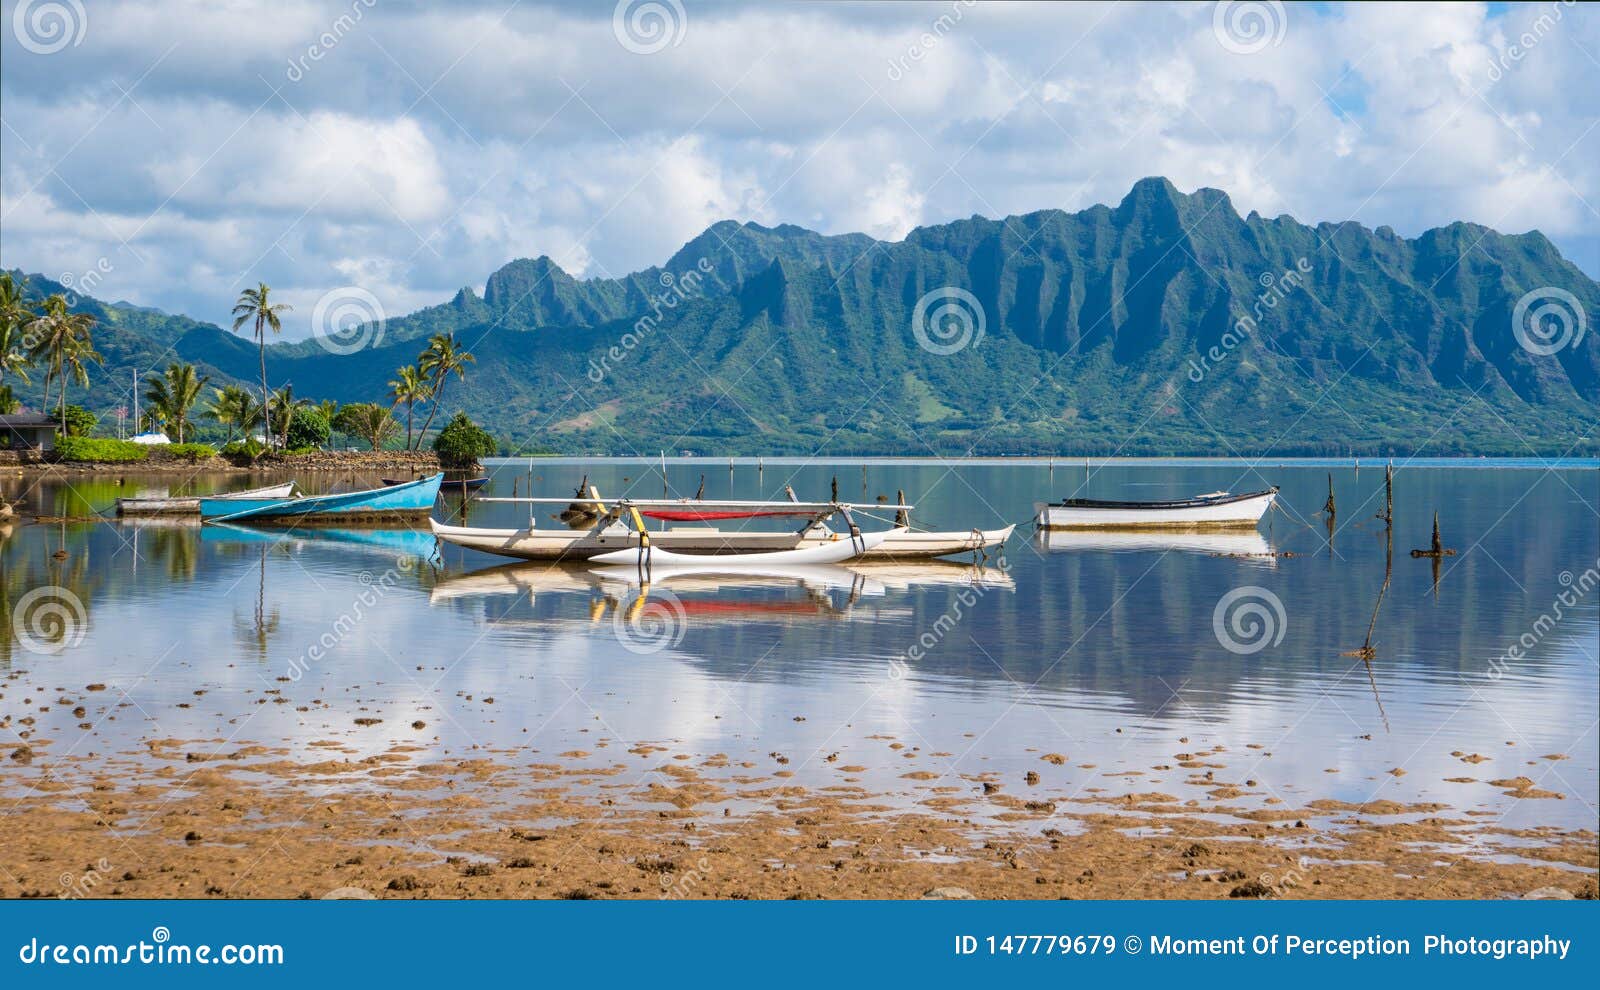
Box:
[129,432,171,445]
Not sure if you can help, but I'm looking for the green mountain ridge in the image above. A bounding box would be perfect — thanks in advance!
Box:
[5,177,1598,455]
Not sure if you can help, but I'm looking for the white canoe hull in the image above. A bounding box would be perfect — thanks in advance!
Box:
[1035,490,1276,530]
[588,529,898,567]
[856,524,1012,559]
[430,520,1010,562]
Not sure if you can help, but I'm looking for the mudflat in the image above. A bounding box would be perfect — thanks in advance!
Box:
[5,725,1593,900]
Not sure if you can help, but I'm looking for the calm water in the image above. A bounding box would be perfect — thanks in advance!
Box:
[3,458,1596,831]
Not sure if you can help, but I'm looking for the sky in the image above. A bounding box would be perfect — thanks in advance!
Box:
[1,0,1597,340]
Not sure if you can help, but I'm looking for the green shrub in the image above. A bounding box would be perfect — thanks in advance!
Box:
[432,412,498,468]
[55,436,148,463]
[222,437,268,464]
[161,443,218,463]
[61,405,98,437]
[285,407,330,450]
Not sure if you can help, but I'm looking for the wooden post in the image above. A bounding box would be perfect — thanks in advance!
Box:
[1409,509,1456,558]
[895,489,909,528]
[1383,460,1393,527]
[1323,473,1336,516]
[830,475,839,504]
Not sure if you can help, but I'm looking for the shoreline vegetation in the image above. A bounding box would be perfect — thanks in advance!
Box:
[1,273,501,471]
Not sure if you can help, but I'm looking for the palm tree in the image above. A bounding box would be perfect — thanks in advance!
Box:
[387,364,432,450]
[231,283,291,446]
[205,384,261,443]
[268,384,308,450]
[332,402,399,451]
[24,295,100,431]
[415,333,474,447]
[143,362,209,443]
[0,273,35,385]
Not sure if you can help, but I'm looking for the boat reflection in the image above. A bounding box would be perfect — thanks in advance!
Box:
[428,557,1015,632]
[1033,527,1275,559]
[200,523,436,566]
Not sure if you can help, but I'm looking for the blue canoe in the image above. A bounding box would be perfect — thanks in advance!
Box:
[200,473,444,524]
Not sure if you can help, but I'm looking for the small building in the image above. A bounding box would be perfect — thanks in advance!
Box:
[0,414,58,452]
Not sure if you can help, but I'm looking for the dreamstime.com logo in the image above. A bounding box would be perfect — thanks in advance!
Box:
[11,0,87,55]
[911,286,986,355]
[310,285,387,355]
[1511,286,1586,357]
[1212,0,1287,55]
[10,585,88,655]
[1187,257,1312,382]
[1488,558,1599,680]
[58,859,112,900]
[612,0,687,55]
[658,855,713,899]
[612,588,688,655]
[17,928,284,967]
[898,555,1010,674]
[284,557,416,682]
[1211,585,1286,655]
[587,258,714,383]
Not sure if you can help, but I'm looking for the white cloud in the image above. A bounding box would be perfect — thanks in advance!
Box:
[0,0,1595,336]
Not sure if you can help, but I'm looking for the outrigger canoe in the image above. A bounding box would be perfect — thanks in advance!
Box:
[201,473,443,524]
[431,491,1010,562]
[117,481,296,517]
[1034,487,1278,531]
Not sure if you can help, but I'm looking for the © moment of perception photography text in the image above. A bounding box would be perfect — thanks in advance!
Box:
[0,0,1595,985]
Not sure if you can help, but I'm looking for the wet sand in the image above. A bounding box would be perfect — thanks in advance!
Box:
[4,720,1594,900]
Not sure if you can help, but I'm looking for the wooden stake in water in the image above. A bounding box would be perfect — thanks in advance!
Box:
[895,489,909,528]
[1383,460,1394,527]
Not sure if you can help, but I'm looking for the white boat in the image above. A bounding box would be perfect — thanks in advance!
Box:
[587,528,899,568]
[116,481,297,516]
[1034,488,1278,530]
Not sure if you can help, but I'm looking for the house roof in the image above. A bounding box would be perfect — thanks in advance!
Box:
[0,414,57,428]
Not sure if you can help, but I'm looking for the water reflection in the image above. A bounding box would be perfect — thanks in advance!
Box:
[1,460,1595,828]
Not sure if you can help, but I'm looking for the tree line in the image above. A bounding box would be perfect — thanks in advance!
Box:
[0,273,484,456]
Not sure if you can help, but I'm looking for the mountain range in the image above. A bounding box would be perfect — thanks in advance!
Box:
[6,177,1598,456]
